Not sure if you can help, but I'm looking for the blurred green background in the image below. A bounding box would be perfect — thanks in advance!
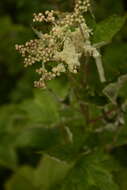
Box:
[0,0,127,190]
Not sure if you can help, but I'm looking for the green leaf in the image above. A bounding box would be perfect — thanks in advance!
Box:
[15,127,62,150]
[56,154,119,190]
[20,90,60,125]
[0,145,17,169]
[5,155,73,190]
[92,15,127,44]
[47,78,70,100]
[5,166,36,190]
[103,43,127,81]
[5,153,119,190]
[115,168,127,190]
[87,166,118,190]
[35,154,73,189]
[46,109,87,161]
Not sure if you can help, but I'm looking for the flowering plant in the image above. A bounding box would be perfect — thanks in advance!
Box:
[16,0,106,88]
[7,0,127,190]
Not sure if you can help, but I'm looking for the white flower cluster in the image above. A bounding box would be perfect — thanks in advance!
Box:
[16,0,105,88]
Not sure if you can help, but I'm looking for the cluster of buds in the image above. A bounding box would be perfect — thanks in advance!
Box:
[59,0,90,27]
[16,35,57,67]
[75,0,90,13]
[33,10,55,23]
[16,0,105,88]
[35,68,54,88]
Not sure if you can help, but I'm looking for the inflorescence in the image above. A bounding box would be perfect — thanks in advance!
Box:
[16,0,104,88]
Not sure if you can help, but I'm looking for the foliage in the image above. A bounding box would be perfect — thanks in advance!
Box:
[0,0,127,190]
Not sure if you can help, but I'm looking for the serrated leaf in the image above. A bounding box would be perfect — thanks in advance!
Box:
[92,15,127,44]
